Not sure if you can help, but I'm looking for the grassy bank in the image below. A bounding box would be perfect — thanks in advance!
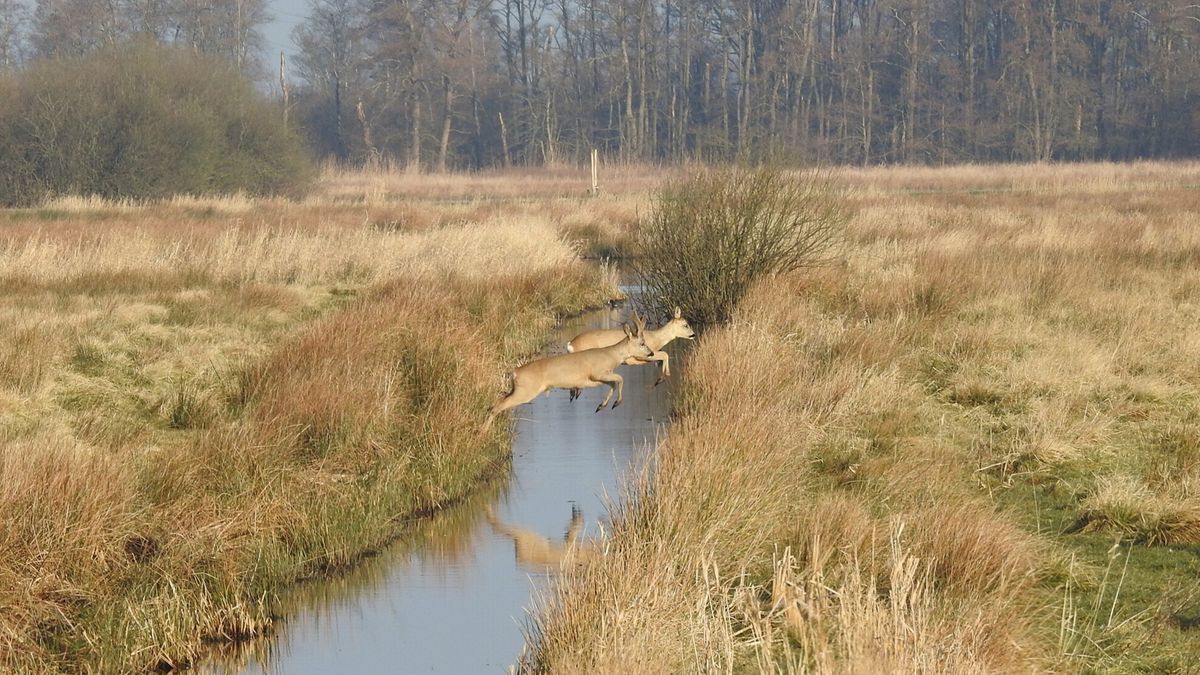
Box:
[529,162,1200,672]
[0,169,642,673]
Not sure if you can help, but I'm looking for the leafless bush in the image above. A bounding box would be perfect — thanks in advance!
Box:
[636,167,845,324]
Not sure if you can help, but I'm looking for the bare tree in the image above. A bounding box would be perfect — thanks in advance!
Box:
[279,0,1200,166]
[167,0,270,71]
[33,0,122,57]
[0,0,29,68]
[295,0,367,160]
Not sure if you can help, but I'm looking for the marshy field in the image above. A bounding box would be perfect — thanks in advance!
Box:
[0,167,633,672]
[3,162,1200,673]
[532,161,1200,673]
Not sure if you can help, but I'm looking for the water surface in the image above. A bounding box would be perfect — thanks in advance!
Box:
[200,305,678,674]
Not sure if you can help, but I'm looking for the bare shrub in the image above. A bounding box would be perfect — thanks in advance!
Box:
[636,167,845,324]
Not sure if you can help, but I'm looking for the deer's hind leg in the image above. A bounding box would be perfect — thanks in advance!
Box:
[591,372,624,412]
[487,376,544,428]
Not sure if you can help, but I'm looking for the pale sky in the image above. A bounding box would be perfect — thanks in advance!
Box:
[262,0,309,66]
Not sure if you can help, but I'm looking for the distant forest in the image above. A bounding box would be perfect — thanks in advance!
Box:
[3,0,1200,168]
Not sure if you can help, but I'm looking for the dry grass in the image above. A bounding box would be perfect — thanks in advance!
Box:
[0,170,625,672]
[12,160,1200,672]
[528,161,1200,672]
[528,281,1048,673]
[834,160,1200,195]
[313,162,677,203]
[0,219,579,285]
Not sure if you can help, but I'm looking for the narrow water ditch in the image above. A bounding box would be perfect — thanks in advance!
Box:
[199,301,680,674]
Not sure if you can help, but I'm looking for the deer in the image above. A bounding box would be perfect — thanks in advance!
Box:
[565,306,694,401]
[486,312,653,428]
[484,505,597,569]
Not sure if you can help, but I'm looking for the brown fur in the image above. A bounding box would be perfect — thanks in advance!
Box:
[487,313,653,426]
[485,506,597,569]
[566,306,694,385]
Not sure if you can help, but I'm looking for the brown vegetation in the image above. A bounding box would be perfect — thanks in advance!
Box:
[635,167,845,324]
[0,171,623,673]
[529,161,1200,672]
[8,160,1200,672]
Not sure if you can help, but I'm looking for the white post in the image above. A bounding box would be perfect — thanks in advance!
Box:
[590,148,599,196]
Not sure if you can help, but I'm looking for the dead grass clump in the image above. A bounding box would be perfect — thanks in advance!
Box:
[902,504,1042,596]
[1071,476,1200,545]
[760,535,1018,673]
[242,284,498,474]
[0,320,57,394]
[0,434,141,669]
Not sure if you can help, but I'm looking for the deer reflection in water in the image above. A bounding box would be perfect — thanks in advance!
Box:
[485,505,599,569]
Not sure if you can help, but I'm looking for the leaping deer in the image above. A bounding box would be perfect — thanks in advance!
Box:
[566,306,694,396]
[486,312,653,428]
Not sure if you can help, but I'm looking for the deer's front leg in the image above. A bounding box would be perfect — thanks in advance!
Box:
[651,350,670,385]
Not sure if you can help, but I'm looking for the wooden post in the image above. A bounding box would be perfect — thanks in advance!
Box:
[590,148,599,196]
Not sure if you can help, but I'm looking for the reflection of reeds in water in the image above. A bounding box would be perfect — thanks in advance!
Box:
[404,479,513,572]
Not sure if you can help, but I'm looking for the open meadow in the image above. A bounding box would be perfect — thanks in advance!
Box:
[5,161,1200,673]
[0,167,641,672]
[6,3,1200,670]
[529,161,1200,672]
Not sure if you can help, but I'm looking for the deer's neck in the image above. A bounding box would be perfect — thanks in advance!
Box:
[644,326,672,351]
[603,337,639,363]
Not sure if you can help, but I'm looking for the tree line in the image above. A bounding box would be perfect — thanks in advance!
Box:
[0,0,271,73]
[3,0,1200,169]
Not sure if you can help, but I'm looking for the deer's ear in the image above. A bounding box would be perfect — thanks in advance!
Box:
[674,306,682,319]
[623,323,633,338]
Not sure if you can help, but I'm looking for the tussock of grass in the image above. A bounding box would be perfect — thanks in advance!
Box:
[1071,476,1200,545]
